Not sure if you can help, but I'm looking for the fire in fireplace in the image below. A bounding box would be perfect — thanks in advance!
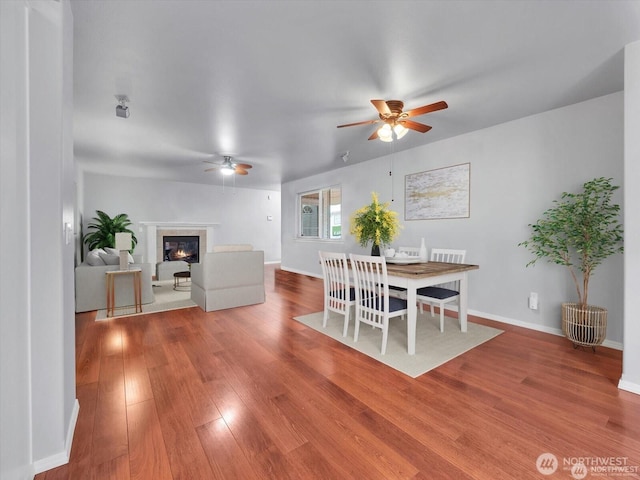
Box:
[163,236,199,263]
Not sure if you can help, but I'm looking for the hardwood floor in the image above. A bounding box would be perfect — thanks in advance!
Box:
[37,265,640,479]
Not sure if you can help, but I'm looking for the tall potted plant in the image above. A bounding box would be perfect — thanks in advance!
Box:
[519,177,623,349]
[83,210,138,251]
[350,192,402,255]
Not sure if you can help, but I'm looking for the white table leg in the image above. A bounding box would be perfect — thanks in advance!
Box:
[459,273,468,332]
[406,282,417,355]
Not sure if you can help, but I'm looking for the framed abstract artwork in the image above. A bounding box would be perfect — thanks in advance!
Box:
[405,163,470,220]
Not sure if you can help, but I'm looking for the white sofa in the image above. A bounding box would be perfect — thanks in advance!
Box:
[190,245,265,312]
[75,258,154,312]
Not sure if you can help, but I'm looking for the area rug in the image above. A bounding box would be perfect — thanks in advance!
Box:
[95,280,197,321]
[293,311,503,378]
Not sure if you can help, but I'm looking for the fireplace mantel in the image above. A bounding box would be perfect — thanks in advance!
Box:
[140,222,219,264]
[140,221,220,228]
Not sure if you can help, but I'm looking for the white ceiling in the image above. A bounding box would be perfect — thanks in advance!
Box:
[71,0,640,191]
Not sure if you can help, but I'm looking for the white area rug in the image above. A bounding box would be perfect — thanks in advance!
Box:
[293,310,503,378]
[95,280,197,321]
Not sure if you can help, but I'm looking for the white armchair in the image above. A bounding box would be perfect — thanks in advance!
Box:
[190,248,265,311]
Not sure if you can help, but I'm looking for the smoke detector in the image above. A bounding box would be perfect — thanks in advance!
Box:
[115,95,130,118]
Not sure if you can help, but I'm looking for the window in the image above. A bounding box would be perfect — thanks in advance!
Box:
[298,186,341,239]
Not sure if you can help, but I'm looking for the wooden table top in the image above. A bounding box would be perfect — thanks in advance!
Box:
[105,268,142,276]
[344,258,479,279]
[383,261,479,279]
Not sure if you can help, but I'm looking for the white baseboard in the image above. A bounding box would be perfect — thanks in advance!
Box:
[33,398,79,475]
[280,265,321,279]
[65,399,80,460]
[468,308,623,350]
[618,375,640,395]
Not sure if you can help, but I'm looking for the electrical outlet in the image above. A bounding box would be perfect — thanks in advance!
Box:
[529,292,539,310]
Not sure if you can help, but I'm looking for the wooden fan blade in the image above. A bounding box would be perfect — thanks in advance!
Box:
[368,129,379,141]
[371,99,391,115]
[204,167,220,172]
[402,120,432,133]
[337,119,379,128]
[235,167,249,175]
[404,100,448,118]
[235,163,252,169]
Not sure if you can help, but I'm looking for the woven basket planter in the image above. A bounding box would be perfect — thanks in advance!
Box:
[562,303,607,349]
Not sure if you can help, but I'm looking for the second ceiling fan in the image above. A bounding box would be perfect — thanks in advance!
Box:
[337,99,448,142]
[204,156,253,176]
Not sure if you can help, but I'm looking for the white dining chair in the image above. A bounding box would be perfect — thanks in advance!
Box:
[349,253,408,355]
[387,246,422,299]
[319,251,356,337]
[416,248,467,332]
[397,246,420,257]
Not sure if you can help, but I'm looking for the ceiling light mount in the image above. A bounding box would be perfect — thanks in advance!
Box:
[115,95,130,118]
[221,156,236,175]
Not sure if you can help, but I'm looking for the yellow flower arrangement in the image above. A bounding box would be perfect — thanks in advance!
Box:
[349,192,402,250]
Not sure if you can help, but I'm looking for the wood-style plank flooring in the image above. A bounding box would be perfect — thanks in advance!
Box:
[37,265,640,479]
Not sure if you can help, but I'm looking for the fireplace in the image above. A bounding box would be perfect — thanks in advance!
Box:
[163,235,199,263]
[142,222,216,265]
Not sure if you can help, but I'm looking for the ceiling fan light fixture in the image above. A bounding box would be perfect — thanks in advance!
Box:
[394,123,408,139]
[221,165,235,175]
[378,123,393,142]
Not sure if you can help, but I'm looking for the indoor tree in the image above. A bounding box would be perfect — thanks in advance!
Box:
[519,177,623,308]
[83,210,138,251]
[520,177,623,348]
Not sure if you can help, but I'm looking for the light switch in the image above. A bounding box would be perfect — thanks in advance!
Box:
[529,292,538,310]
[64,222,72,245]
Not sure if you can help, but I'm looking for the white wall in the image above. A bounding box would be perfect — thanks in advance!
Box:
[620,40,640,394]
[61,0,78,444]
[1,3,33,478]
[80,173,282,263]
[282,93,625,346]
[0,1,77,478]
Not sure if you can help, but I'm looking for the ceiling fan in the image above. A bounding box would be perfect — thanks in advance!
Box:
[204,156,253,176]
[337,99,448,142]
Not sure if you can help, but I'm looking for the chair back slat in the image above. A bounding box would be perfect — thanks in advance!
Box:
[430,248,466,264]
[397,246,420,257]
[319,251,355,337]
[319,251,350,311]
[350,254,388,328]
[428,248,467,292]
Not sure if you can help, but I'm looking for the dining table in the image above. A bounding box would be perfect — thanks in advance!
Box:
[383,260,479,355]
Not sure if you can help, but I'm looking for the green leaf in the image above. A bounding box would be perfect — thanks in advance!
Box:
[83,210,138,250]
[519,177,623,307]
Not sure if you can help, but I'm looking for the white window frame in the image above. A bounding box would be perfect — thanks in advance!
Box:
[297,185,341,240]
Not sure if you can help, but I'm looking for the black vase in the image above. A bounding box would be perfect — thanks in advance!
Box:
[371,244,380,256]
